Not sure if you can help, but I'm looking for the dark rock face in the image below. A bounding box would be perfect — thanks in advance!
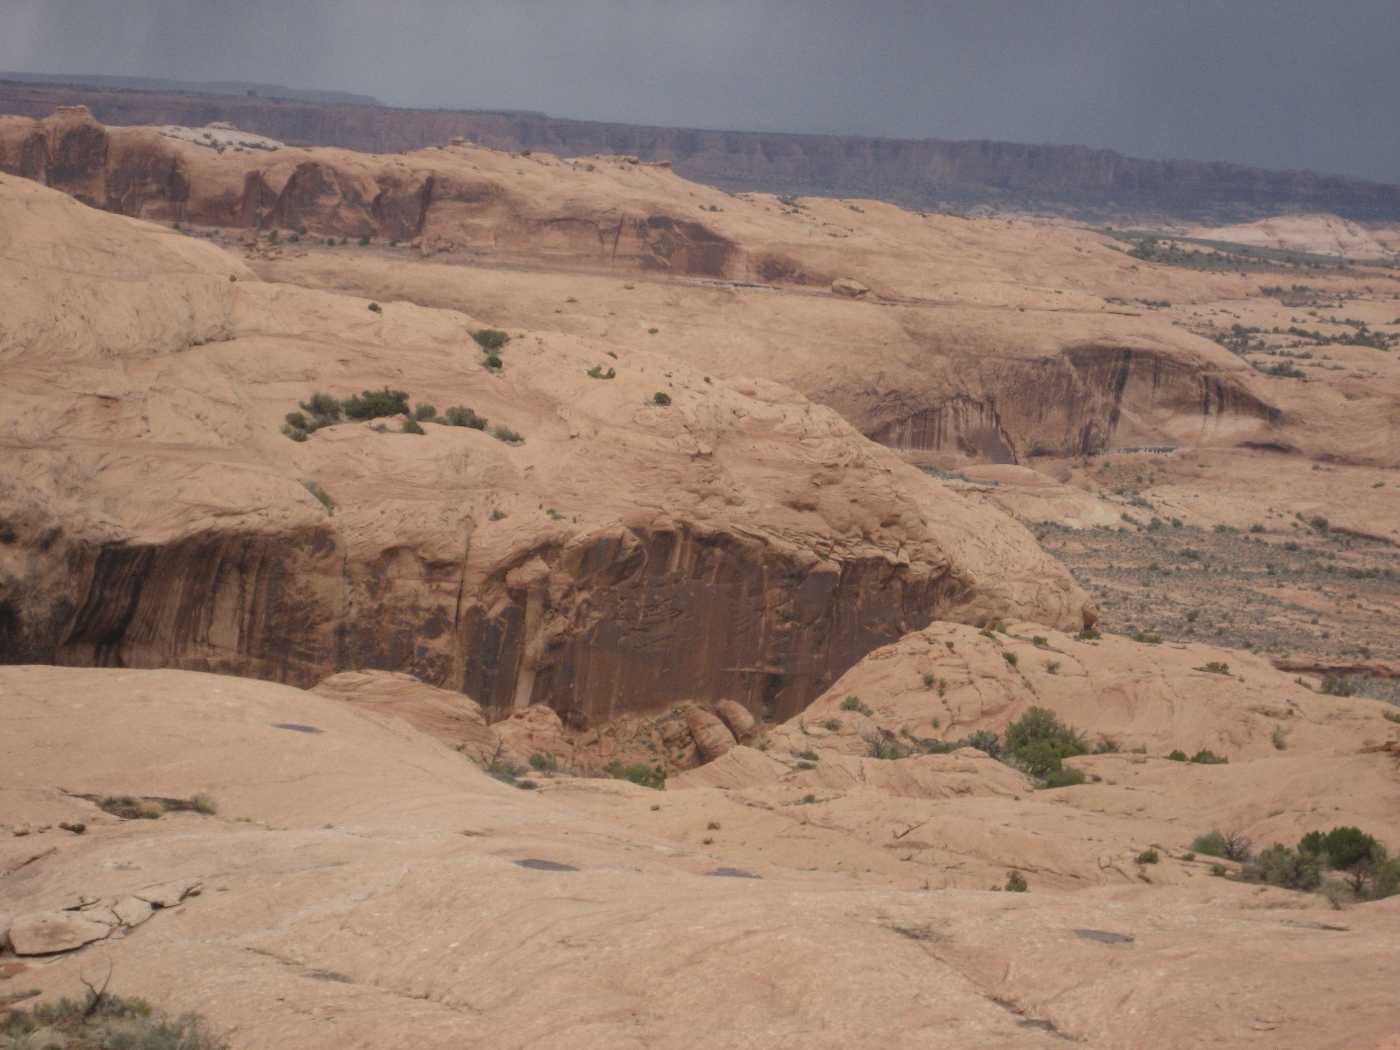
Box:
[10,521,951,726]
[2,81,1398,222]
[864,344,1282,461]
[461,528,953,725]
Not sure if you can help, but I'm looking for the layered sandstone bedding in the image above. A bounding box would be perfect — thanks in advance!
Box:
[0,169,1091,725]
[10,106,1400,473]
[3,664,1399,1050]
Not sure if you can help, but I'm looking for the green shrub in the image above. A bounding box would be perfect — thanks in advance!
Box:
[1309,516,1329,532]
[1199,661,1230,674]
[0,994,226,1049]
[1384,710,1400,724]
[342,387,410,420]
[1320,673,1355,696]
[864,732,908,760]
[1272,726,1287,750]
[189,791,218,815]
[472,329,511,351]
[822,719,842,731]
[359,235,370,246]
[1190,749,1228,765]
[1042,766,1086,787]
[301,480,335,514]
[1244,843,1323,890]
[484,353,503,370]
[1076,627,1101,641]
[285,411,307,429]
[1005,869,1028,892]
[1296,827,1398,898]
[528,752,558,772]
[796,750,819,761]
[301,392,343,422]
[840,696,872,715]
[1132,632,1162,644]
[98,795,164,820]
[586,365,616,379]
[1031,635,1048,647]
[1045,660,1060,674]
[491,424,523,444]
[921,673,935,688]
[1003,706,1087,778]
[1093,738,1120,754]
[962,730,1001,757]
[444,405,487,429]
[402,418,425,435]
[652,391,672,406]
[488,757,525,783]
[1136,849,1160,865]
[1191,829,1251,861]
[606,762,666,790]
[1002,651,1019,667]
[413,403,437,421]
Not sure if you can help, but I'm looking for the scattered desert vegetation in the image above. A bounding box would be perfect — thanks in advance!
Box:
[282,390,506,443]
[0,993,226,1050]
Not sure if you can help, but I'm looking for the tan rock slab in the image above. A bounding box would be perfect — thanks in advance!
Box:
[8,912,112,955]
[113,897,155,928]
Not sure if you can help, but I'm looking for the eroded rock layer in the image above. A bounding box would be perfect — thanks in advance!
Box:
[0,171,1092,722]
[1,108,1340,466]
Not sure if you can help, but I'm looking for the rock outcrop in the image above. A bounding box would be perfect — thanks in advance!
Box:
[7,108,1377,468]
[0,171,1092,725]
[4,663,1399,1049]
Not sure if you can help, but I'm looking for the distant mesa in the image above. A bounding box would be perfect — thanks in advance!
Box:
[1,76,1397,223]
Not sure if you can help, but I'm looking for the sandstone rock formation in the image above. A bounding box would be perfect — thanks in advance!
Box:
[3,664,1398,1049]
[0,170,1091,726]
[7,912,112,956]
[6,108,1397,474]
[545,622,1400,889]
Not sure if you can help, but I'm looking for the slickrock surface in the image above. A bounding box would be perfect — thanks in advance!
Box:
[12,106,1396,470]
[3,665,1398,1049]
[0,169,1091,724]
[542,621,1400,891]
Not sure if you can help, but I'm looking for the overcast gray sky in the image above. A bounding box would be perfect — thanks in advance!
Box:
[3,0,1397,182]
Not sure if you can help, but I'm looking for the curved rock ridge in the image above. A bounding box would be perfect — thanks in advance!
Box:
[0,171,1092,723]
[0,106,740,277]
[0,107,1309,465]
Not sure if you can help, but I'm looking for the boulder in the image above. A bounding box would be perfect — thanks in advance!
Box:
[714,701,756,744]
[830,277,868,298]
[493,704,575,770]
[684,708,737,764]
[8,912,111,955]
[113,897,154,928]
